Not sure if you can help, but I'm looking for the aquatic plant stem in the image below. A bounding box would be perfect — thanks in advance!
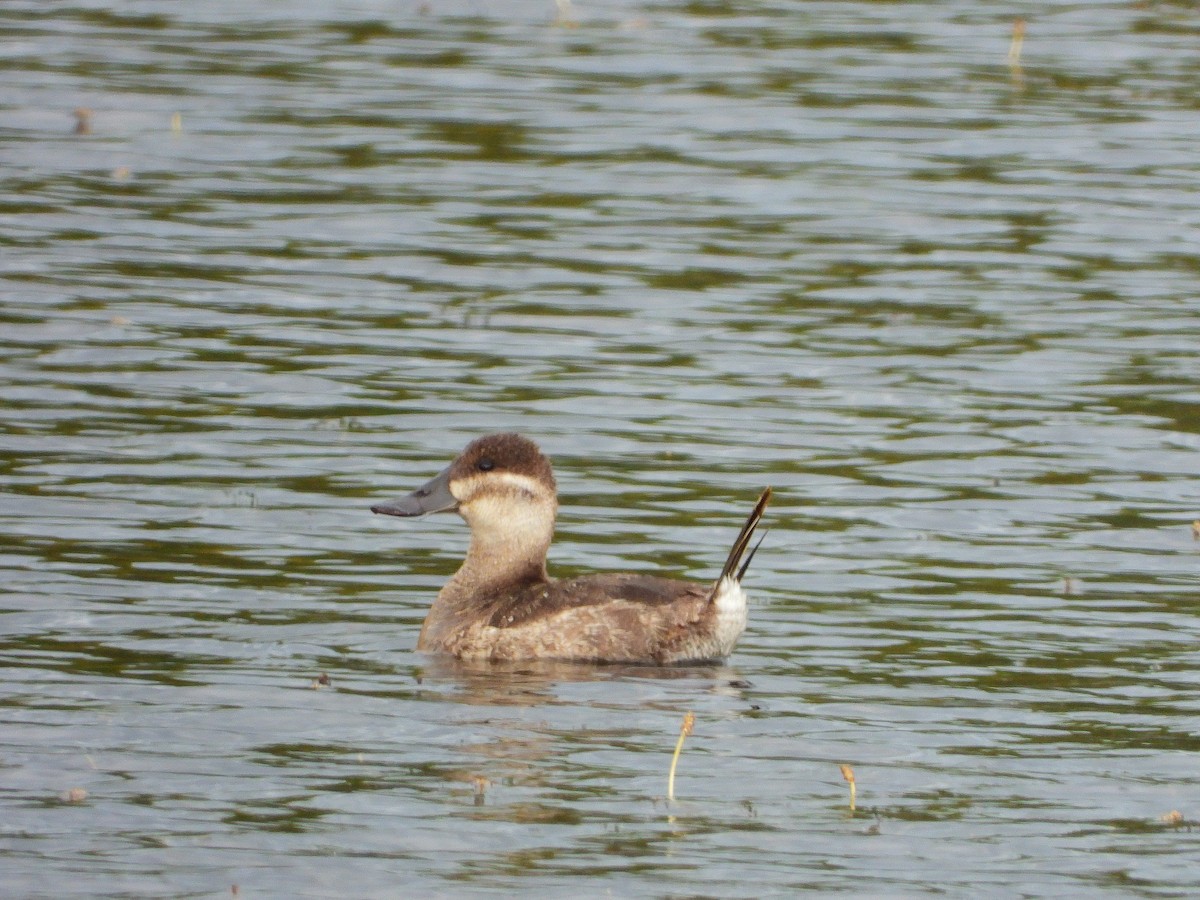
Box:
[667,711,695,802]
[839,764,856,812]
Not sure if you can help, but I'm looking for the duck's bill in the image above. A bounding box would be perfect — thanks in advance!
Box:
[370,465,458,517]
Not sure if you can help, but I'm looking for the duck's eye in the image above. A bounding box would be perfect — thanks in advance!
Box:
[477,457,495,472]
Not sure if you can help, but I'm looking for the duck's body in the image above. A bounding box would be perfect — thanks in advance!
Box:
[371,433,770,664]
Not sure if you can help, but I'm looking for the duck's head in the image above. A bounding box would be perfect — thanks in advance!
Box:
[371,433,558,535]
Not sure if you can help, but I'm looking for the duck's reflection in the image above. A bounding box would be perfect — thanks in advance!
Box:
[415,654,747,707]
[407,656,752,814]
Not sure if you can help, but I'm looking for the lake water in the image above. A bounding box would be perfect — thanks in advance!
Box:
[2,0,1198,896]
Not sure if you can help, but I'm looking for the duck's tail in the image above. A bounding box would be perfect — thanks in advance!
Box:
[716,487,772,586]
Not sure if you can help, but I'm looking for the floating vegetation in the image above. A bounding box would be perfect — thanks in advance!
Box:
[1008,19,1026,89]
[1159,810,1194,830]
[1008,19,1026,69]
[472,775,491,806]
[553,0,578,28]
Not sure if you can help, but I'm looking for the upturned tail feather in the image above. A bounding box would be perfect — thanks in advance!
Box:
[716,487,772,586]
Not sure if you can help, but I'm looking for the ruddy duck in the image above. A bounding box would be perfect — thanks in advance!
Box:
[371,433,770,664]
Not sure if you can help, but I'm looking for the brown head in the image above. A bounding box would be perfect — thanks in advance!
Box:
[372,433,558,586]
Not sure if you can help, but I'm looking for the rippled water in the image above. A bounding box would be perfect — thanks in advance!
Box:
[3,0,1199,895]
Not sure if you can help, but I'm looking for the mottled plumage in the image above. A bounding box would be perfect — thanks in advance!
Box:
[371,433,770,664]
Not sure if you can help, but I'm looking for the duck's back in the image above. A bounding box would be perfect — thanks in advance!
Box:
[433,574,742,664]
[485,574,703,627]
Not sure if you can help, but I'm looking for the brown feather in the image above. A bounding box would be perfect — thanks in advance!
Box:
[484,574,705,630]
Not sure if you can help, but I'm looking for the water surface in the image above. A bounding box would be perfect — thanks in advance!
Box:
[2,0,1199,896]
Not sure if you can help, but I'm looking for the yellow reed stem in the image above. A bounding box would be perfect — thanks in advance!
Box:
[839,764,856,812]
[1008,19,1026,68]
[667,711,695,802]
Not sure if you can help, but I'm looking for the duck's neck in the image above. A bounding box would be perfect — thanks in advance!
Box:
[447,533,550,597]
[418,503,554,651]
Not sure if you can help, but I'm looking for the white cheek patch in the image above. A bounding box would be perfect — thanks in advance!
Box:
[455,471,551,504]
[491,471,546,499]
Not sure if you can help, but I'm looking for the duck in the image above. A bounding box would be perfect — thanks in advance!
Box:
[370,433,771,664]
